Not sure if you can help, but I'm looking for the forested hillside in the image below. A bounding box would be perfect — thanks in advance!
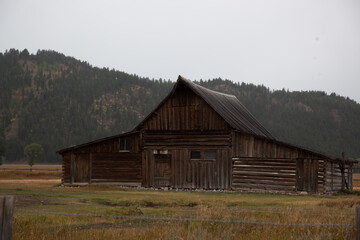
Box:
[1,49,359,162]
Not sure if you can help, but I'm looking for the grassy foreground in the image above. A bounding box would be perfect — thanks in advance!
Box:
[0,170,359,239]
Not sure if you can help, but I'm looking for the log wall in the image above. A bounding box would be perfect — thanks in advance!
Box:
[91,152,141,184]
[62,153,71,184]
[232,158,297,192]
[231,132,327,193]
[143,131,231,148]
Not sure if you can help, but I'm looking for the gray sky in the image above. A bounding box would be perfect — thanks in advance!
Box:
[1,0,360,103]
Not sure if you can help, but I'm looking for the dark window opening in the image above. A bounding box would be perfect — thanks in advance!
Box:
[191,151,216,161]
[190,151,201,160]
[204,151,215,160]
[120,138,130,151]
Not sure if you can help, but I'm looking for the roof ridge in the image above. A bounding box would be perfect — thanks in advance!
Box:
[178,75,237,98]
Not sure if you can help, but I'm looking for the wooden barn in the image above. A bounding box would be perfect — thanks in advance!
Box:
[57,76,356,193]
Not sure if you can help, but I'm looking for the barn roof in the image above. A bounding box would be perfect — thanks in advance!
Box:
[56,131,139,154]
[135,76,274,139]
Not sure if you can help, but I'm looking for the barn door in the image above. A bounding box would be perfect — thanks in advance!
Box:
[296,159,318,193]
[154,154,172,187]
[74,154,90,183]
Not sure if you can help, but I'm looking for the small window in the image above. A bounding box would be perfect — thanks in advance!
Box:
[190,151,201,160]
[204,151,215,160]
[120,138,130,151]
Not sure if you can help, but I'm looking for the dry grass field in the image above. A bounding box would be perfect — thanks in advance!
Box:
[0,164,61,171]
[0,166,359,239]
[0,164,61,180]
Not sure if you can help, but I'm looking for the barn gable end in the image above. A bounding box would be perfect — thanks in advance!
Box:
[141,82,231,131]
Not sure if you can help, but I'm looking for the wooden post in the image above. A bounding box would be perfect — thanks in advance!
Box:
[89,153,92,184]
[0,195,15,240]
[71,153,75,184]
[341,152,345,190]
[350,164,353,190]
[357,206,360,240]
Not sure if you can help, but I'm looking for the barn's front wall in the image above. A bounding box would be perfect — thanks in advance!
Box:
[139,83,234,190]
[143,84,231,131]
[141,131,232,189]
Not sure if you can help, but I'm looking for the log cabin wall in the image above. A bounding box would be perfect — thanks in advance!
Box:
[232,157,297,192]
[231,132,327,193]
[60,132,142,185]
[143,131,231,148]
[61,153,71,184]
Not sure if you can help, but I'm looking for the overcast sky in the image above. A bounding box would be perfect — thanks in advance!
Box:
[1,0,360,103]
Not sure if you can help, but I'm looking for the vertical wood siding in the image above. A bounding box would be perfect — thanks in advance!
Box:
[74,153,90,182]
[144,85,230,131]
[143,148,231,190]
[71,133,141,154]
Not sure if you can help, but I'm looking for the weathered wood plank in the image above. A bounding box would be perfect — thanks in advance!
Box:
[0,195,15,240]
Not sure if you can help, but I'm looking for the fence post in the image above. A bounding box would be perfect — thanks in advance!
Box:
[0,195,15,240]
[357,206,360,240]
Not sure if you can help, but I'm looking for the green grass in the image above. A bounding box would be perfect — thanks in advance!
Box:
[0,179,358,239]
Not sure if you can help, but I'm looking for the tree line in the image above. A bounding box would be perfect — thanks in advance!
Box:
[0,49,360,163]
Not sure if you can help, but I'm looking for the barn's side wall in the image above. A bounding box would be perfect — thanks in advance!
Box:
[61,132,142,185]
[231,132,327,193]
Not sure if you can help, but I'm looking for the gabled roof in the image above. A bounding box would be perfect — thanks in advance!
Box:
[135,76,274,139]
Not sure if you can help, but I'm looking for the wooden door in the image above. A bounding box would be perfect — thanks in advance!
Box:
[296,159,318,193]
[154,154,172,187]
[74,154,90,183]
